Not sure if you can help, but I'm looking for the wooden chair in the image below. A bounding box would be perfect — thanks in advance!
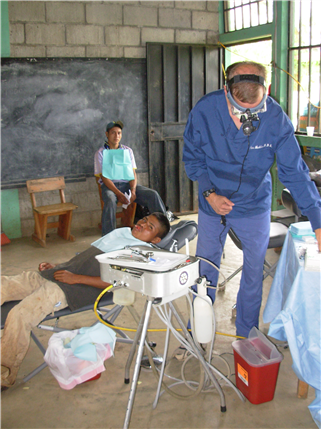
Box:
[26,176,78,247]
[95,176,136,229]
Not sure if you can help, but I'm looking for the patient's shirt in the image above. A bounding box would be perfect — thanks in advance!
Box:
[40,228,152,311]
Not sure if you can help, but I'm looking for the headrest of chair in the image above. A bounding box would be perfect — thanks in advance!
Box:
[156,220,198,251]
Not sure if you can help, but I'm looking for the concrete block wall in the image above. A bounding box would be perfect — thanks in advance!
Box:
[8,1,220,59]
[7,1,219,236]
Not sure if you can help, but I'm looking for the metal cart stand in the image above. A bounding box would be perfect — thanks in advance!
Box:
[122,295,245,429]
[96,247,245,429]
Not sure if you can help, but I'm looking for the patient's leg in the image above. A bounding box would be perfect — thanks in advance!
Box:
[1,271,49,305]
[1,279,67,387]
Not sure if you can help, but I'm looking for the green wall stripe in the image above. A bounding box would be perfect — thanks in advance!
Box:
[1,1,10,58]
[1,189,22,239]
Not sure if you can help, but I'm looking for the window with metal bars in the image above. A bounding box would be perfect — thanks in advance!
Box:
[288,0,321,136]
[223,0,273,33]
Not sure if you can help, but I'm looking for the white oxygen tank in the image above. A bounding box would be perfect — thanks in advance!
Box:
[193,277,213,343]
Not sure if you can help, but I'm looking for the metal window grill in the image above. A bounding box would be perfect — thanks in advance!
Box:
[288,0,321,135]
[223,0,273,33]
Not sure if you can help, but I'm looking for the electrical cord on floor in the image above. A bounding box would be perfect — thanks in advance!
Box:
[145,331,206,401]
[148,297,243,400]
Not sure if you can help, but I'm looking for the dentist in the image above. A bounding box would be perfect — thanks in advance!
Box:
[183,61,321,337]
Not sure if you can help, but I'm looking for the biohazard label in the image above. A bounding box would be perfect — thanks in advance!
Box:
[237,363,249,386]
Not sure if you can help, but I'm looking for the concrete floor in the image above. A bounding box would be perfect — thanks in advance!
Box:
[1,214,316,429]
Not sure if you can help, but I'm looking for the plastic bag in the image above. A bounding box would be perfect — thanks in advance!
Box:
[65,323,116,362]
[44,328,114,390]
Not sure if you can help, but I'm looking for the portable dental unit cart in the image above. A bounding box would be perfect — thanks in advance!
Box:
[96,246,244,429]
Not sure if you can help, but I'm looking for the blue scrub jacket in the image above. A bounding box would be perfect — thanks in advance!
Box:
[183,89,321,231]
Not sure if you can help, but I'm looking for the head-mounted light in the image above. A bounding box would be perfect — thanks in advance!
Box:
[226,74,267,135]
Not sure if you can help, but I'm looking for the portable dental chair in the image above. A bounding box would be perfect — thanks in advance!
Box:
[1,219,198,384]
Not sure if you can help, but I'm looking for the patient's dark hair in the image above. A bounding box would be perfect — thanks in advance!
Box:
[151,212,170,239]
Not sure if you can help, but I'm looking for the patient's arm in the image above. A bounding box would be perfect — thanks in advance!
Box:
[39,262,57,271]
[53,270,111,289]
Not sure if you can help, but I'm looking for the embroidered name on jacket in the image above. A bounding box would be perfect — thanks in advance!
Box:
[250,143,272,150]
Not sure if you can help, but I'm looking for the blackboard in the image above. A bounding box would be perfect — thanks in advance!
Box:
[1,58,148,189]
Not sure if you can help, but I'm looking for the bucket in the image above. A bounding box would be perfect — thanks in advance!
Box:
[232,327,283,404]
